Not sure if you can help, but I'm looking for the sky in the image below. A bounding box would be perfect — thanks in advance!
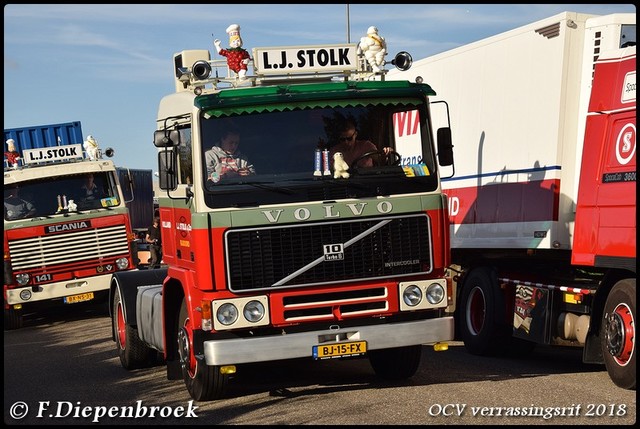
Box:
[4,4,636,173]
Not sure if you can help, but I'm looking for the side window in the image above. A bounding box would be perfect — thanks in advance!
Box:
[177,128,193,185]
[393,109,423,166]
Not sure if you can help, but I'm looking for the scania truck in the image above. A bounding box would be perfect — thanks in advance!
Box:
[4,122,137,329]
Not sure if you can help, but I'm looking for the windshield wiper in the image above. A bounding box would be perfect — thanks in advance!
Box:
[352,165,406,177]
[237,181,297,195]
[322,179,368,190]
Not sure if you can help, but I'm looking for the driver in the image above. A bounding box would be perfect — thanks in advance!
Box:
[330,119,394,168]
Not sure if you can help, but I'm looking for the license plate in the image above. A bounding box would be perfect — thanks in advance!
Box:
[313,340,367,360]
[64,292,94,304]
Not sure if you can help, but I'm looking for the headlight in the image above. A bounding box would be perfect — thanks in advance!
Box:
[426,283,445,305]
[116,257,129,270]
[243,300,265,323]
[213,296,269,330]
[403,285,423,307]
[216,303,238,326]
[15,273,30,286]
[399,280,448,311]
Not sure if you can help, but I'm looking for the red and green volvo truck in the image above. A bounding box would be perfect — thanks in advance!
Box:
[109,36,456,400]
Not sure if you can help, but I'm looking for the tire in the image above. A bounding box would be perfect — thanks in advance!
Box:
[601,278,636,390]
[459,267,510,355]
[4,307,23,330]
[368,345,422,380]
[178,298,229,401]
[113,287,154,369]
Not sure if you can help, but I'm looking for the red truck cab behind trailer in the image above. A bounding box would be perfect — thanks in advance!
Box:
[573,45,636,389]
[572,46,636,268]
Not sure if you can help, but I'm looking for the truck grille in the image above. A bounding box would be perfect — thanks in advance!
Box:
[8,225,129,271]
[225,214,432,292]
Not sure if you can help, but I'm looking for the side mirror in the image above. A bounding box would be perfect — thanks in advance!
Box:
[158,149,178,190]
[154,129,181,148]
[437,128,454,166]
[391,51,413,71]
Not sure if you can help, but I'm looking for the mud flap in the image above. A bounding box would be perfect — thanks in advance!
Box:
[512,285,549,343]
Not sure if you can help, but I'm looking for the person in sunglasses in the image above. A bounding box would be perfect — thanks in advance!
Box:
[329,119,393,168]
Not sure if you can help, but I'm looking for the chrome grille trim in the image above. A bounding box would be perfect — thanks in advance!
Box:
[281,287,390,321]
[8,225,129,270]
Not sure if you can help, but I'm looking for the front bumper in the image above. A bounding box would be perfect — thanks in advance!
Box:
[5,273,113,305]
[203,316,454,366]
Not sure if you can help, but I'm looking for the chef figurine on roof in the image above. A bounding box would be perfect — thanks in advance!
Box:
[5,139,21,169]
[214,24,251,80]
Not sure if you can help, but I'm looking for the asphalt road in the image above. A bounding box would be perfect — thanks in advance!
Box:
[4,301,636,425]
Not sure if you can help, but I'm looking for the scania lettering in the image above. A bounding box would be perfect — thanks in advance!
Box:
[389,11,636,390]
[109,34,455,401]
[46,221,91,234]
[4,121,137,329]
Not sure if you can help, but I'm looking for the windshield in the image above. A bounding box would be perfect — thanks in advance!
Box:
[4,171,121,221]
[199,102,439,208]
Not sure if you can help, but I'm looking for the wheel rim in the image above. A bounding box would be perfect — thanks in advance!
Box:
[177,317,197,378]
[466,286,486,335]
[116,301,126,350]
[605,303,635,366]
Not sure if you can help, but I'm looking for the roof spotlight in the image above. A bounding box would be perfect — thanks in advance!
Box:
[192,60,212,80]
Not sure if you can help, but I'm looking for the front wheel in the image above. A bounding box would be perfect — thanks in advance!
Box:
[113,287,154,369]
[601,278,636,390]
[368,345,422,380]
[178,298,229,401]
[4,307,24,331]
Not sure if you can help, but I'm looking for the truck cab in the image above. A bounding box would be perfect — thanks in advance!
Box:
[4,131,136,329]
[110,40,456,401]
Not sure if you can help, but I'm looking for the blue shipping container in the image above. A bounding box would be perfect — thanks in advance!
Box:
[4,121,84,154]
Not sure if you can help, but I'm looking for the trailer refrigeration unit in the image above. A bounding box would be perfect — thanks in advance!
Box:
[4,122,137,329]
[109,32,456,401]
[389,12,636,389]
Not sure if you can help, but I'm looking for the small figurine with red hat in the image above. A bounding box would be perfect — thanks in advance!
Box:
[5,138,21,169]
[214,24,251,80]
